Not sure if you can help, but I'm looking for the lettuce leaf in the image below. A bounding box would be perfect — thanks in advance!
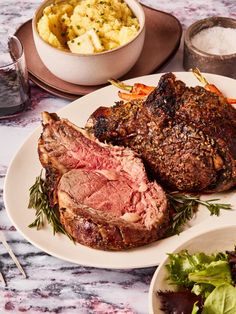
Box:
[191,283,214,299]
[166,250,228,288]
[202,284,236,314]
[157,290,203,314]
[189,261,233,287]
[191,302,200,314]
[226,247,236,285]
[162,250,236,313]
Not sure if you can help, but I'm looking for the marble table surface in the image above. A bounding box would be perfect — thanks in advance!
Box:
[0,0,235,313]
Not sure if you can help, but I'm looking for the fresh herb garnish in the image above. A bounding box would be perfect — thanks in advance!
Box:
[167,192,232,235]
[28,171,73,240]
[28,172,232,242]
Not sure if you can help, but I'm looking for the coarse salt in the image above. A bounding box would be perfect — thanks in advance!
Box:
[191,26,236,55]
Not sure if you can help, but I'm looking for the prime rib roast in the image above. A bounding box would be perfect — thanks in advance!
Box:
[87,73,236,193]
[38,112,169,250]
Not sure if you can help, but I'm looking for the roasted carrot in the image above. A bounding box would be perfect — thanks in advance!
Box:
[131,83,155,95]
[192,68,236,104]
[109,79,155,101]
[225,98,236,104]
[118,91,147,101]
[110,70,236,104]
[192,67,224,96]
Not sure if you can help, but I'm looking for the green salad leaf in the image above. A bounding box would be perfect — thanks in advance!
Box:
[202,284,236,314]
[191,302,200,314]
[191,283,214,299]
[189,261,233,287]
[166,250,228,288]
[161,249,236,314]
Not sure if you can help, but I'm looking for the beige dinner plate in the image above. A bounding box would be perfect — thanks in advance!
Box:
[3,72,236,269]
[15,5,182,99]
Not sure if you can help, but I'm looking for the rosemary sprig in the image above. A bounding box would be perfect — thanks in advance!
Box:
[28,170,73,241]
[28,171,232,241]
[167,193,232,235]
[195,198,232,216]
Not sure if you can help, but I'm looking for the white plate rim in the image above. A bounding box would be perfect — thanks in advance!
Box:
[3,71,236,269]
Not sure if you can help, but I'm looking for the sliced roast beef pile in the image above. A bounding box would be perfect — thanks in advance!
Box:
[87,73,236,193]
[38,112,169,250]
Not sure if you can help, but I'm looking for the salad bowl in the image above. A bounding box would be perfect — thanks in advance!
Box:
[149,223,236,313]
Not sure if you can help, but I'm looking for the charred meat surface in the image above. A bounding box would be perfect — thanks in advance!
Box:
[87,73,236,192]
[38,112,169,250]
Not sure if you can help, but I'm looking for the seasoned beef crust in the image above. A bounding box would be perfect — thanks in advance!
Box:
[87,73,236,192]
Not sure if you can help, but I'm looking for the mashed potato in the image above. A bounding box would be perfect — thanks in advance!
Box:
[37,0,140,54]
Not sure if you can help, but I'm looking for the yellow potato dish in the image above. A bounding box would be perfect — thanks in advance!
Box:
[37,0,140,54]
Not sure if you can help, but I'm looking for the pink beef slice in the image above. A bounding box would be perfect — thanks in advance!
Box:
[38,112,169,250]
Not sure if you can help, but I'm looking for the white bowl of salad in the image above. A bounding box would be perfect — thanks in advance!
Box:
[149,224,236,314]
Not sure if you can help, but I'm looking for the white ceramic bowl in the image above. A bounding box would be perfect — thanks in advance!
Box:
[32,0,145,86]
[149,223,236,314]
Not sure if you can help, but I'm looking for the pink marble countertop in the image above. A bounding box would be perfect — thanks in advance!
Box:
[0,1,235,313]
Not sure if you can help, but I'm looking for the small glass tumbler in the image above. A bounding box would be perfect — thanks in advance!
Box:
[0,36,31,119]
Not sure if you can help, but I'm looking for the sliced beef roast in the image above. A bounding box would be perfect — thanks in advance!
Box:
[38,112,169,250]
